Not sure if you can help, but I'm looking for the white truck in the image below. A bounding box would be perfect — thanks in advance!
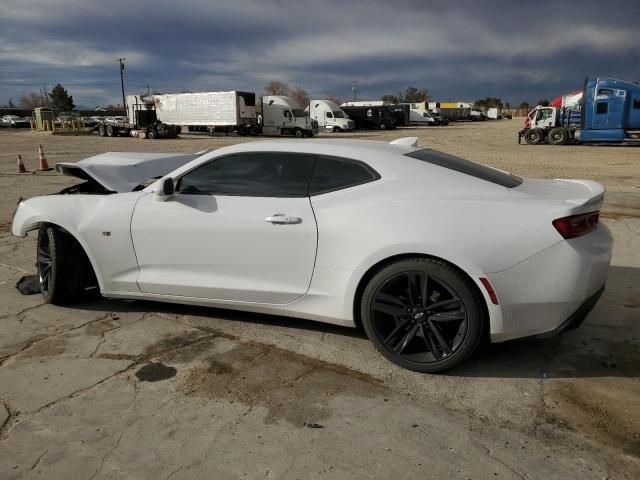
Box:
[308,99,355,132]
[151,91,259,135]
[261,95,317,137]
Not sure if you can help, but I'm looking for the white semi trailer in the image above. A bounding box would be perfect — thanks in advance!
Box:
[308,99,355,132]
[152,91,259,135]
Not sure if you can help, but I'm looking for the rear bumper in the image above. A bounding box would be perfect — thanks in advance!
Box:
[520,285,604,340]
[487,223,612,342]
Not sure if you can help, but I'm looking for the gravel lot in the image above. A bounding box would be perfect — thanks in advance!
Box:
[0,121,638,479]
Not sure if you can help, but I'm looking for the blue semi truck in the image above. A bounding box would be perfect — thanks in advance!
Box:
[519,77,640,145]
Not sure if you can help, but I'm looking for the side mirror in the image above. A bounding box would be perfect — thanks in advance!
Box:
[156,177,174,201]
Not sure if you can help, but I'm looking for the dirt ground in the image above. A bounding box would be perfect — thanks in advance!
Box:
[0,121,638,479]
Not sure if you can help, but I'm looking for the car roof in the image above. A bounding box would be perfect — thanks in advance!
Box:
[210,138,423,161]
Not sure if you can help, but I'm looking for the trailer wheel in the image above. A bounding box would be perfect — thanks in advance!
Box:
[379,123,387,130]
[294,129,303,138]
[106,125,115,137]
[547,127,568,145]
[98,124,106,137]
[237,125,248,136]
[524,128,544,145]
[248,125,259,136]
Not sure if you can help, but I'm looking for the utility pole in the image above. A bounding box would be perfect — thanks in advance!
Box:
[39,88,45,107]
[118,58,127,117]
[351,80,358,102]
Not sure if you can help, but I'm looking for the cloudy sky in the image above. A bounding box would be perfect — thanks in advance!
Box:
[1,0,639,108]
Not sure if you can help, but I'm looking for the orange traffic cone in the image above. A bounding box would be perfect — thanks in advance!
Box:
[17,154,29,173]
[37,145,52,171]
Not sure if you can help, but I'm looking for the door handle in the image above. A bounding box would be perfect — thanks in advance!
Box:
[265,214,302,224]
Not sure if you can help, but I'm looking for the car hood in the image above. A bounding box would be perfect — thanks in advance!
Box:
[56,151,203,192]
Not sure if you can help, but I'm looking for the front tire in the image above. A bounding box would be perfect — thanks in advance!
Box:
[360,258,485,373]
[37,225,98,305]
[294,129,304,138]
[524,128,544,145]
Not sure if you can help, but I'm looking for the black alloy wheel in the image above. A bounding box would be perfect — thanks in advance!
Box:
[361,258,484,373]
[37,228,53,297]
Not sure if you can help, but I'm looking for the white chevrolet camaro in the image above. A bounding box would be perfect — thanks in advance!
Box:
[12,138,612,372]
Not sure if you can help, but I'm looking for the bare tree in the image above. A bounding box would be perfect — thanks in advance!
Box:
[327,95,343,105]
[19,92,46,109]
[264,80,290,96]
[289,86,309,109]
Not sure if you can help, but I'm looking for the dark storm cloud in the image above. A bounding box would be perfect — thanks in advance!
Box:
[1,0,639,106]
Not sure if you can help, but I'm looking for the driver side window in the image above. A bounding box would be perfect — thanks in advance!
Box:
[175,153,316,198]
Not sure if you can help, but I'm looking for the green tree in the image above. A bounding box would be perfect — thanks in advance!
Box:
[381,94,400,103]
[475,97,503,109]
[518,102,531,110]
[48,84,75,111]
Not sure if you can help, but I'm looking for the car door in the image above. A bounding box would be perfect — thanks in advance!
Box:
[130,152,318,304]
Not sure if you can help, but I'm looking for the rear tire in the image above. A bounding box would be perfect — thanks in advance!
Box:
[98,124,106,137]
[379,123,387,130]
[547,127,568,145]
[294,129,303,138]
[106,125,115,137]
[360,258,485,373]
[524,128,544,145]
[37,225,99,305]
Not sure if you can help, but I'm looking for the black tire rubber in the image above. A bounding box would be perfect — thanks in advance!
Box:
[379,123,387,130]
[360,257,485,373]
[524,128,544,145]
[106,125,115,137]
[547,127,568,145]
[98,124,106,137]
[248,125,259,136]
[294,129,303,138]
[37,225,99,305]
[237,125,248,136]
[148,130,156,140]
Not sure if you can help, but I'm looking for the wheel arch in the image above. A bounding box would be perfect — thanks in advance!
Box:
[28,220,104,292]
[351,252,490,339]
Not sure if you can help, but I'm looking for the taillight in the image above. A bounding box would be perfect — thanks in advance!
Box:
[552,212,599,239]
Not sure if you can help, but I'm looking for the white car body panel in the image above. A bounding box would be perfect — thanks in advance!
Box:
[131,194,317,304]
[56,152,202,193]
[12,139,613,339]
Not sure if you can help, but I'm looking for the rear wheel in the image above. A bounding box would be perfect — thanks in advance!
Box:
[361,258,485,373]
[237,125,248,136]
[547,127,568,145]
[37,225,98,305]
[106,125,115,137]
[294,129,304,138]
[98,124,106,137]
[379,123,387,130]
[524,128,544,145]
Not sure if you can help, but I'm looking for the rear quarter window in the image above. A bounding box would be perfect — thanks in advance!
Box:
[405,149,523,188]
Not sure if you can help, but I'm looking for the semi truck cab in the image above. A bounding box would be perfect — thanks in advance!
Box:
[261,96,316,137]
[519,77,640,145]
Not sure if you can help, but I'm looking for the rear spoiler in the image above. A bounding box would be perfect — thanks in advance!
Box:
[390,137,419,147]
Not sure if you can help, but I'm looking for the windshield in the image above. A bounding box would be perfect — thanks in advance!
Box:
[292,109,306,118]
[333,111,345,118]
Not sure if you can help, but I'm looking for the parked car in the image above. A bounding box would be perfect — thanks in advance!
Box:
[1,115,30,128]
[12,138,612,372]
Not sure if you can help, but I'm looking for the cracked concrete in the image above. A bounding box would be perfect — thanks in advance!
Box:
[0,123,638,479]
